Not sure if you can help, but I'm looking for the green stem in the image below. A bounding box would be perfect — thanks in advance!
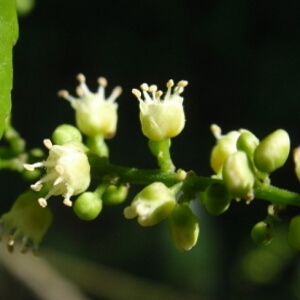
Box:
[254,185,300,206]
[86,135,109,157]
[89,154,300,207]
[148,139,175,172]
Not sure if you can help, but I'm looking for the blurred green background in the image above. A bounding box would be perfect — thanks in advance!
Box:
[1,0,300,299]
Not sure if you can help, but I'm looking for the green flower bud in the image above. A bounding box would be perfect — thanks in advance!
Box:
[73,192,103,221]
[124,182,176,226]
[210,125,240,174]
[58,74,122,138]
[102,185,129,205]
[132,80,188,141]
[203,183,231,216]
[254,129,290,173]
[288,215,300,250]
[293,147,300,182]
[168,203,199,251]
[0,190,53,254]
[251,221,274,246]
[222,151,255,199]
[24,139,90,207]
[236,131,259,159]
[52,124,82,145]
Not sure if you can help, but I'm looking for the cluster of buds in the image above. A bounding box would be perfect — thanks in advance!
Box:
[205,125,290,213]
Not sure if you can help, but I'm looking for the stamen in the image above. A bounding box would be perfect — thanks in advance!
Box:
[55,165,64,175]
[177,80,188,88]
[53,176,64,186]
[98,77,107,87]
[140,83,149,91]
[76,73,86,83]
[43,139,53,149]
[63,198,73,207]
[76,86,84,97]
[23,162,44,171]
[57,90,69,98]
[211,124,222,139]
[166,79,174,88]
[155,90,163,99]
[132,89,142,98]
[38,198,48,208]
[30,183,43,192]
[107,86,122,102]
[148,85,158,93]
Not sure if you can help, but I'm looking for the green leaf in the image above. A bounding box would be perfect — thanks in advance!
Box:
[0,0,19,139]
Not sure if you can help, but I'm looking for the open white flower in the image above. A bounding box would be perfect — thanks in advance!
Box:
[132,79,188,141]
[24,139,90,207]
[58,74,122,138]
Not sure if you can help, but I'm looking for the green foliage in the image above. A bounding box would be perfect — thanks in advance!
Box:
[0,0,18,138]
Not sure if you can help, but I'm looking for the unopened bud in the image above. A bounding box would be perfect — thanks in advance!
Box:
[222,151,255,199]
[168,203,199,251]
[254,129,290,173]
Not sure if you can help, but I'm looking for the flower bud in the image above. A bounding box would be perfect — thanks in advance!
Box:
[210,125,240,174]
[0,190,53,254]
[102,184,129,205]
[24,139,90,207]
[58,74,122,138]
[254,129,290,173]
[222,151,255,199]
[168,203,199,251]
[288,215,300,250]
[293,147,300,182]
[52,124,82,145]
[203,182,231,216]
[132,80,188,141]
[123,182,176,226]
[236,131,259,159]
[251,221,274,246]
[73,192,103,221]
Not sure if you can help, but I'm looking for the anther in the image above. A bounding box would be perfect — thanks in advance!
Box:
[98,77,108,87]
[77,73,86,83]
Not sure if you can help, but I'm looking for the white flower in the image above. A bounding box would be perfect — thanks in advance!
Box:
[58,74,122,138]
[24,139,90,207]
[132,79,188,141]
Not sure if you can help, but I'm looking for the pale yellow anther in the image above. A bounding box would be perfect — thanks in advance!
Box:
[177,80,188,88]
[166,79,174,88]
[77,73,86,83]
[76,86,84,97]
[132,89,142,98]
[55,165,64,175]
[23,164,35,171]
[98,77,108,87]
[43,139,53,149]
[38,198,47,208]
[155,90,163,98]
[63,198,73,207]
[210,124,222,139]
[111,86,123,97]
[31,183,42,192]
[140,83,149,91]
[57,90,69,98]
[149,85,158,93]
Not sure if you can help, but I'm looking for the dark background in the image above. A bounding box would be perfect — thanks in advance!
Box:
[1,0,300,299]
